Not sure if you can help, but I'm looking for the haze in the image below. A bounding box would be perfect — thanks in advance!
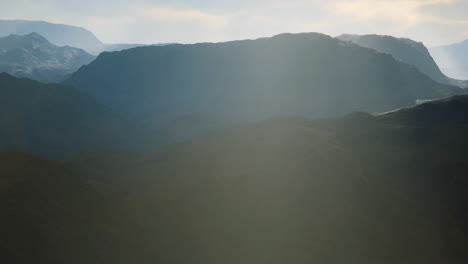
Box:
[1,0,468,46]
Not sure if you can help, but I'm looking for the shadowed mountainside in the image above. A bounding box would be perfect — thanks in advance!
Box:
[0,152,118,264]
[0,73,157,157]
[86,95,468,264]
[3,95,468,263]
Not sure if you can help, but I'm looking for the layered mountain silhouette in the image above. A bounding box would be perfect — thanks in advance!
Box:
[3,95,468,263]
[66,33,463,131]
[0,73,156,157]
[0,33,95,82]
[2,23,468,263]
[0,20,172,55]
[430,39,468,80]
[0,20,102,52]
[337,34,468,88]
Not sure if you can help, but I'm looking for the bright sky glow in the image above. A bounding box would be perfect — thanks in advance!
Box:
[1,0,468,45]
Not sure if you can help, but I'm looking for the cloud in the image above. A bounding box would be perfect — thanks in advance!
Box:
[142,6,231,30]
[326,0,468,30]
[1,0,468,45]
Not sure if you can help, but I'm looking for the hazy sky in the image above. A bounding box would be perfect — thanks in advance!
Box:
[1,0,468,46]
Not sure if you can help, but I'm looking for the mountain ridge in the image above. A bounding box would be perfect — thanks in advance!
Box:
[66,32,463,136]
[337,34,468,88]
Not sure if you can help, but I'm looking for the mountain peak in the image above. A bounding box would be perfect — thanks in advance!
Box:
[23,31,48,40]
[2,32,53,47]
[269,32,336,44]
[0,32,95,83]
[22,32,55,47]
[272,32,333,39]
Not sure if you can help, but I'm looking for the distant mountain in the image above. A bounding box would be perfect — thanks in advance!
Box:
[66,33,462,131]
[0,20,102,52]
[0,33,95,82]
[5,95,468,263]
[0,73,154,157]
[337,34,468,88]
[0,20,177,55]
[430,39,468,80]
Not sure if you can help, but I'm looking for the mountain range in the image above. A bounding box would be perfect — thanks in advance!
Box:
[430,39,468,80]
[2,19,468,263]
[2,30,466,156]
[0,33,95,82]
[3,94,468,263]
[66,33,462,130]
[337,34,468,88]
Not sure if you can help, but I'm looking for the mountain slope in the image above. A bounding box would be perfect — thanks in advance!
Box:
[337,34,468,88]
[66,33,462,127]
[1,152,83,263]
[79,94,468,263]
[0,73,154,157]
[0,33,95,82]
[4,95,468,263]
[0,20,102,52]
[430,39,468,80]
[0,152,117,264]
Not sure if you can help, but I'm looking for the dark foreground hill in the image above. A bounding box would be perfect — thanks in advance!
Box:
[3,95,468,263]
[337,34,468,88]
[0,73,155,157]
[66,33,462,126]
[0,152,113,264]
[0,33,95,82]
[90,96,468,264]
